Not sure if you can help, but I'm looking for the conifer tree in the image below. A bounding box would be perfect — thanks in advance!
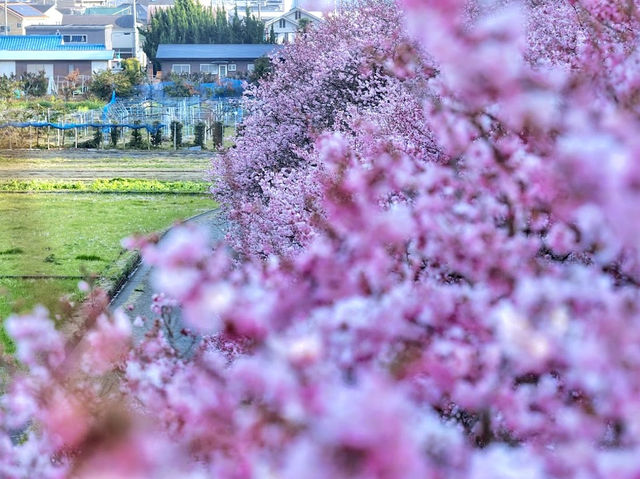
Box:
[151,121,163,148]
[129,121,144,149]
[110,126,120,148]
[141,0,266,72]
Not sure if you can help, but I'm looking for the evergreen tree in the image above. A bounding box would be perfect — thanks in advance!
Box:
[151,121,163,148]
[269,24,276,44]
[129,121,144,149]
[110,126,120,148]
[92,125,103,149]
[140,0,266,71]
[170,120,183,148]
[194,122,206,148]
[231,8,244,43]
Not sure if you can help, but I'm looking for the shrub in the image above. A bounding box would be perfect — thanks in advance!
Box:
[122,58,146,86]
[128,121,144,149]
[91,125,103,148]
[151,121,163,148]
[170,120,183,147]
[163,76,196,97]
[110,126,120,148]
[211,121,223,148]
[89,70,136,101]
[194,122,206,148]
[19,71,47,97]
[248,56,273,83]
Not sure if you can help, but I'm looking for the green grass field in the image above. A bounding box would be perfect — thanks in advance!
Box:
[0,149,218,353]
[0,153,212,172]
[0,178,208,193]
[0,192,215,333]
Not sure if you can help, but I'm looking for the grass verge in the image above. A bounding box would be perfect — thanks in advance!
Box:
[0,192,215,351]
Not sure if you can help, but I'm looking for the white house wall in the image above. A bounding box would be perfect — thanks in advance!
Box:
[0,61,16,76]
[26,63,54,77]
[112,30,135,49]
[91,60,108,72]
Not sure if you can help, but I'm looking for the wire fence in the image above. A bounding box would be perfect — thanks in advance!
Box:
[0,90,244,149]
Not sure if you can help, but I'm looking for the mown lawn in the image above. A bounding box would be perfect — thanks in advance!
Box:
[0,154,211,171]
[0,191,215,348]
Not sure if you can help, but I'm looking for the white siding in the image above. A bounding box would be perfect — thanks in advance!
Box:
[0,61,16,76]
[26,63,54,77]
[91,60,108,72]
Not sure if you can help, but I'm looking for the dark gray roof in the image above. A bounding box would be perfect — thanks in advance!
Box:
[62,14,137,27]
[9,4,46,17]
[62,14,119,25]
[31,4,57,13]
[156,43,282,60]
[114,15,134,28]
[139,0,175,6]
[26,24,110,31]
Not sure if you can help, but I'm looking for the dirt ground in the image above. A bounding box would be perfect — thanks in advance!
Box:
[0,149,215,181]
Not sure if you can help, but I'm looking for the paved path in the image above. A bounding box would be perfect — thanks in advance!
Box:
[110,209,227,355]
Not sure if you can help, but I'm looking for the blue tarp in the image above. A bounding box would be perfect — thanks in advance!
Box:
[141,78,245,99]
[101,90,117,122]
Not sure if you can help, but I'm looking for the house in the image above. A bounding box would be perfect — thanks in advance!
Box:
[264,5,323,44]
[140,0,175,18]
[0,3,53,35]
[85,4,148,23]
[61,14,144,61]
[85,5,132,16]
[30,4,64,25]
[156,43,282,77]
[26,24,113,50]
[57,0,112,14]
[0,34,114,79]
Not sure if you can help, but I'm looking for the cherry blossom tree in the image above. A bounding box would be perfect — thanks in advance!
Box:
[3,0,640,477]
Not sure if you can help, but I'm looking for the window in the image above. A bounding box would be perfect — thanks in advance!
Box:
[228,64,236,72]
[279,19,286,28]
[172,64,191,74]
[247,63,255,73]
[294,11,301,20]
[16,22,22,28]
[200,64,218,73]
[68,64,76,74]
[26,64,52,76]
[63,34,87,43]
[0,26,10,33]
[27,64,46,73]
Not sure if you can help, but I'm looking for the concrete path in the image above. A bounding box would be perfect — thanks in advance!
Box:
[110,209,227,355]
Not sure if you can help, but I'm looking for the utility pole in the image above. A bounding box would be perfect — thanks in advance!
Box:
[4,0,8,35]
[132,0,138,62]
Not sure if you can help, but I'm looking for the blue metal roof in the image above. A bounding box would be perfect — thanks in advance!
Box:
[0,35,107,51]
[156,43,283,60]
[8,4,46,17]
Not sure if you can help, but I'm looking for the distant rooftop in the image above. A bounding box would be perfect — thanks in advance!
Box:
[30,4,59,13]
[26,24,111,31]
[62,14,139,27]
[7,3,47,17]
[156,43,283,60]
[0,35,113,60]
[85,6,130,15]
